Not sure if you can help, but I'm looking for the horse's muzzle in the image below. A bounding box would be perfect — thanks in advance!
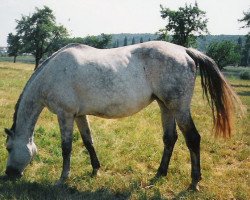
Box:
[5,166,23,179]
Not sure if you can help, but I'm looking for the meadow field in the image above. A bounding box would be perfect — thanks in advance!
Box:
[0,62,249,199]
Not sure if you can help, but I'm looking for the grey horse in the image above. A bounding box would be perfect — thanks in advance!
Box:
[4,41,242,190]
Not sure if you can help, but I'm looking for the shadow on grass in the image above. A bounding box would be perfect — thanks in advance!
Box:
[172,189,196,200]
[232,84,250,88]
[238,91,250,97]
[0,178,130,200]
[0,175,199,200]
[0,66,29,72]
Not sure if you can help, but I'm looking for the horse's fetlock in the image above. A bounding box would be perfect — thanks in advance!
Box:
[163,132,178,147]
[156,168,168,177]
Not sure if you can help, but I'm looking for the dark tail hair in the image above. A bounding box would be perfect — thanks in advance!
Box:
[186,48,244,138]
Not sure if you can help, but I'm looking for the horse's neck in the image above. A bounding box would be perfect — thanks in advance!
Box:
[15,89,44,139]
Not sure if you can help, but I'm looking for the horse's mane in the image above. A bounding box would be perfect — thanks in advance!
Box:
[11,43,81,132]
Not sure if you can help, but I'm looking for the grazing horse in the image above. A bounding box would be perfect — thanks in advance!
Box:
[4,41,242,190]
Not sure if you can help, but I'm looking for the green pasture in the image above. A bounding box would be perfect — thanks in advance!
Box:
[0,62,249,199]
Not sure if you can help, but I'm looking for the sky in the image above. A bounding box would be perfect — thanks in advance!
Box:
[0,0,249,46]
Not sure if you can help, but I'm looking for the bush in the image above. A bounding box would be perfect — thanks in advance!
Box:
[239,70,250,80]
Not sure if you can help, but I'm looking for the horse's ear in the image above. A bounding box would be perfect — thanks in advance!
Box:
[4,128,14,137]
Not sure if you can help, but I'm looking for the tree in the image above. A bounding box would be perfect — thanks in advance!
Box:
[49,34,112,50]
[114,39,119,48]
[140,37,144,43]
[239,9,250,66]
[160,2,208,47]
[239,9,250,30]
[123,36,128,46]
[15,6,68,69]
[206,41,241,70]
[7,33,21,63]
[240,37,250,66]
[132,37,135,45]
[238,37,243,48]
[82,34,112,49]
[156,29,171,42]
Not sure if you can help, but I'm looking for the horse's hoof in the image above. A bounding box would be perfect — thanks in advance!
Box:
[0,174,20,182]
[91,169,100,177]
[155,171,167,178]
[188,184,200,192]
[54,181,63,186]
[149,172,165,185]
[54,178,67,186]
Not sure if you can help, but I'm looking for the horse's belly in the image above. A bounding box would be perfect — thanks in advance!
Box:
[87,98,153,118]
[81,88,153,118]
[95,100,152,118]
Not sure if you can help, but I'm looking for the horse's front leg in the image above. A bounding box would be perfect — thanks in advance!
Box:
[56,113,74,185]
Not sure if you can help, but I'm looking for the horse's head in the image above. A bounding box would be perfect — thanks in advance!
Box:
[4,128,37,179]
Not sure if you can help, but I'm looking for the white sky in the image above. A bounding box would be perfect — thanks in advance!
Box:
[0,0,249,46]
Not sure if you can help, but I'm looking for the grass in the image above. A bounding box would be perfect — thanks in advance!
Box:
[0,56,35,64]
[223,66,250,79]
[0,62,249,199]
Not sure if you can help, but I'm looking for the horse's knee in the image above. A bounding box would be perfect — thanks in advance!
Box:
[176,112,200,151]
[163,130,178,148]
[62,140,72,157]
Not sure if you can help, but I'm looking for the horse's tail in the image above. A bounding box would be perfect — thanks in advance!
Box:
[186,48,244,138]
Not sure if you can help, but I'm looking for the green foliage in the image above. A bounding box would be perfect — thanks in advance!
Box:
[240,35,250,66]
[131,37,135,45]
[82,34,112,49]
[41,34,112,59]
[14,6,68,69]
[239,9,250,30]
[206,41,241,70]
[111,34,245,51]
[113,39,120,48]
[160,2,208,47]
[123,36,128,46]
[239,70,250,80]
[111,33,157,47]
[46,37,84,55]
[7,33,21,63]
[139,37,143,43]
[156,29,170,42]
[239,8,250,66]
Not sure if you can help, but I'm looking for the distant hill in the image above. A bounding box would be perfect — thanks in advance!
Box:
[109,33,246,52]
[197,35,246,52]
[110,33,157,48]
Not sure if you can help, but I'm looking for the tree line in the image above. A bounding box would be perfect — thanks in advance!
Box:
[7,6,113,69]
[7,4,250,70]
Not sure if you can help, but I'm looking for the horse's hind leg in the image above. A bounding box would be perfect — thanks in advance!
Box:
[176,110,201,191]
[156,101,178,177]
[75,116,100,176]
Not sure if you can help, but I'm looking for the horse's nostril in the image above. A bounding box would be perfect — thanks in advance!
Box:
[5,166,22,178]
